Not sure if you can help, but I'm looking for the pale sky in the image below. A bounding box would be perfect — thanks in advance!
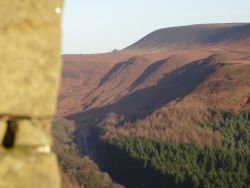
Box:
[62,0,250,54]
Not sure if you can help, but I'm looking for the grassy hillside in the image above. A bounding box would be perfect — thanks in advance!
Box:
[124,23,250,52]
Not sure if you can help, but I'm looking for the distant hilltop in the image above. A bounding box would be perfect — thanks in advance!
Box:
[124,23,250,52]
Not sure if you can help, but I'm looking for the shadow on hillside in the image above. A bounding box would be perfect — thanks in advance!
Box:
[98,57,139,87]
[204,23,250,44]
[129,58,168,89]
[66,56,219,185]
[67,56,218,124]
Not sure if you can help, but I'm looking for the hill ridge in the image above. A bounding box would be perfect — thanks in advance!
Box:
[124,23,250,52]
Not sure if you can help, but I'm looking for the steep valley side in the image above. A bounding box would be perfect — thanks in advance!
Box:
[56,24,250,188]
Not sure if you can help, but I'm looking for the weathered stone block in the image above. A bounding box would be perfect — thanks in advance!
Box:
[0,0,63,117]
[0,153,61,188]
[15,119,52,148]
[0,121,7,146]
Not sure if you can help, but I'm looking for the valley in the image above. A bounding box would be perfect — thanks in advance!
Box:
[55,23,250,188]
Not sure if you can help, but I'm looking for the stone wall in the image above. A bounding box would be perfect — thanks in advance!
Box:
[0,1,63,187]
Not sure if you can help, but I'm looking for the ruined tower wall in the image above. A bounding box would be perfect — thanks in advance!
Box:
[0,1,63,187]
